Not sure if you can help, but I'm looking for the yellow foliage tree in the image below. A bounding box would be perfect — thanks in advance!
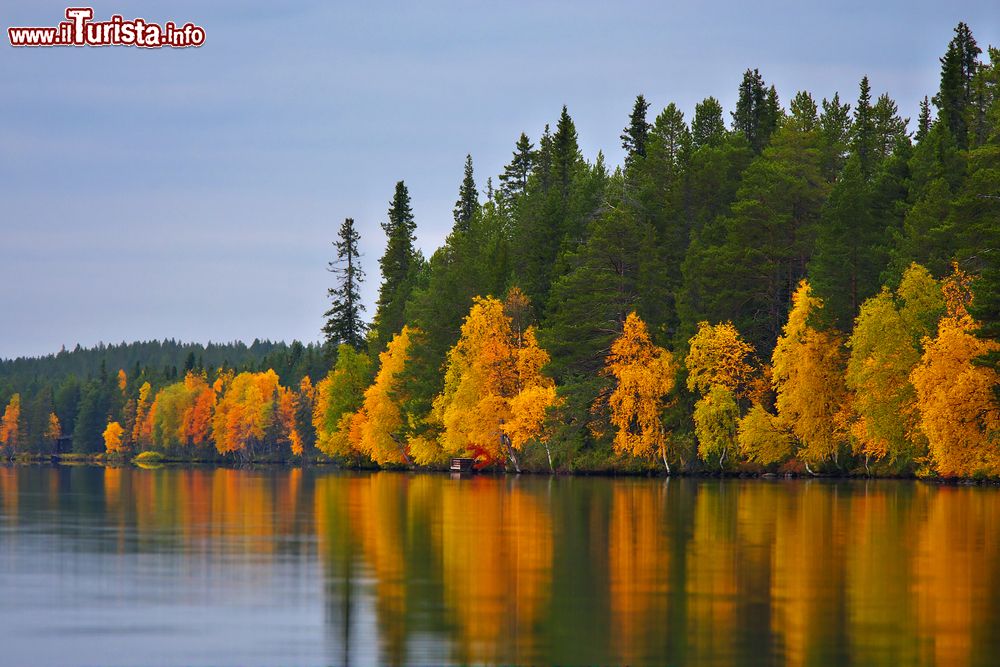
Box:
[737,403,795,465]
[212,370,282,458]
[354,327,417,466]
[0,393,22,450]
[45,412,61,447]
[846,264,943,470]
[685,321,756,397]
[605,312,677,472]
[312,345,371,457]
[433,293,558,471]
[911,271,1000,477]
[103,421,125,454]
[693,386,740,468]
[117,368,127,393]
[772,280,849,471]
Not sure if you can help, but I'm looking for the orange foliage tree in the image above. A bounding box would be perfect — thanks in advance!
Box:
[433,292,558,471]
[772,280,849,471]
[149,372,216,450]
[212,369,285,459]
[133,381,152,450]
[103,421,125,454]
[0,393,22,451]
[605,312,677,472]
[911,270,1000,477]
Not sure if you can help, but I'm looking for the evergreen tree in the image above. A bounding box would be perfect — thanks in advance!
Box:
[819,93,852,179]
[916,96,932,142]
[511,107,593,312]
[552,105,583,200]
[679,118,827,355]
[692,97,726,149]
[788,91,818,131]
[933,22,981,149]
[499,133,535,202]
[872,93,909,163]
[452,154,479,233]
[732,69,778,152]
[323,217,367,351]
[852,76,877,179]
[372,181,421,351]
[621,94,652,167]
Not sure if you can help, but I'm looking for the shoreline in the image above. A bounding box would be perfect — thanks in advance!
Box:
[4,453,998,485]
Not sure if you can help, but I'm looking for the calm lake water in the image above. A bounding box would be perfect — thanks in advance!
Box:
[0,466,998,666]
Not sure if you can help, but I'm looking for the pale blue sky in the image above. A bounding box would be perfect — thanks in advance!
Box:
[1,1,997,358]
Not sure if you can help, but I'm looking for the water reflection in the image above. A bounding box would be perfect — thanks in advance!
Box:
[0,466,998,666]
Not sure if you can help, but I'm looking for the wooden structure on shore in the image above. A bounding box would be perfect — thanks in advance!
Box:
[450,458,475,473]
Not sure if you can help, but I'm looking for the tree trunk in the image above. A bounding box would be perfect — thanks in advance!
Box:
[389,434,412,467]
[500,433,521,474]
[661,445,671,476]
[544,443,554,474]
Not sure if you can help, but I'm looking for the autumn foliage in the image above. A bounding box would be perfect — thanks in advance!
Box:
[605,312,677,471]
[434,292,557,469]
[47,262,996,478]
[910,271,1000,477]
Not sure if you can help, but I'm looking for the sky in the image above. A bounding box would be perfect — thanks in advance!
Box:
[1,1,997,360]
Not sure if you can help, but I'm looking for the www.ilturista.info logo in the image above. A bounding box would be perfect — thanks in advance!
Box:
[8,8,205,48]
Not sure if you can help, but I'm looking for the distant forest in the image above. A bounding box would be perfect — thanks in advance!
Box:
[1,22,997,477]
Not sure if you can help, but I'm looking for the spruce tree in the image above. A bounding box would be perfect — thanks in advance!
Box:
[933,22,981,149]
[692,97,726,149]
[552,105,582,200]
[819,93,851,179]
[852,76,877,179]
[499,133,535,201]
[731,69,776,152]
[372,181,420,351]
[452,154,479,233]
[323,217,367,351]
[621,94,652,167]
[872,93,908,164]
[916,96,932,142]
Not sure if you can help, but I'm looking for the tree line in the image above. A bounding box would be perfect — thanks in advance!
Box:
[1,22,997,477]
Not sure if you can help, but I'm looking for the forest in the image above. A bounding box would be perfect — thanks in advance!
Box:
[1,22,997,478]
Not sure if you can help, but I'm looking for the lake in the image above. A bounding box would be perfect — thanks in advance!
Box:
[0,466,997,666]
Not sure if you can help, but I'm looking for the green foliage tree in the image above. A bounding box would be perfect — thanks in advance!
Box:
[323,217,367,351]
[372,181,422,352]
[453,154,479,233]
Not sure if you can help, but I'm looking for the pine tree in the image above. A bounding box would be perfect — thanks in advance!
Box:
[372,181,420,351]
[452,154,479,233]
[621,94,652,167]
[323,217,367,351]
[499,133,535,202]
